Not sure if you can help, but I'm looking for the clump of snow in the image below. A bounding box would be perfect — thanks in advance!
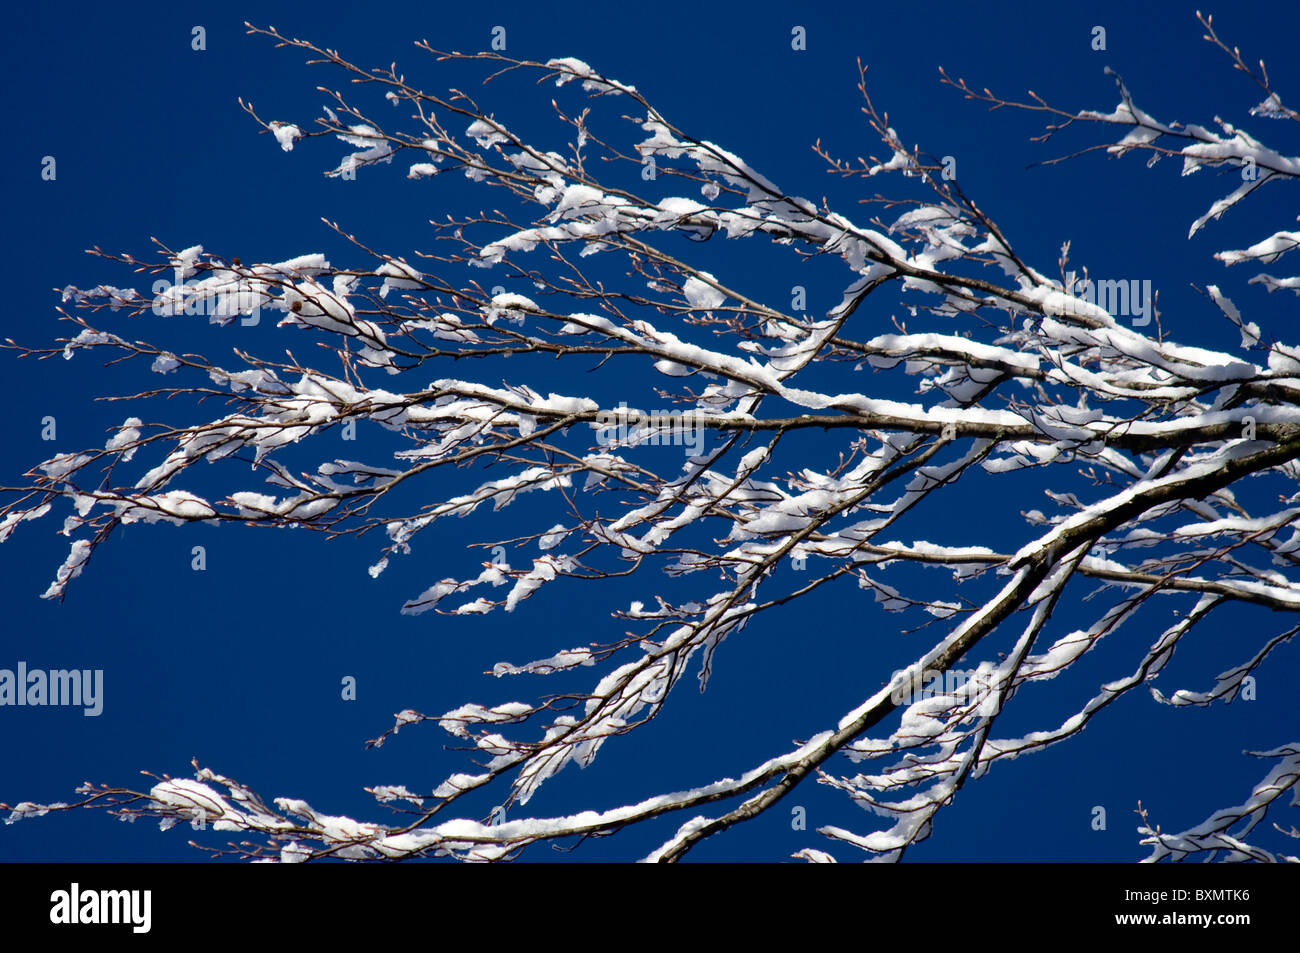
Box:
[271,122,302,152]
[683,274,725,310]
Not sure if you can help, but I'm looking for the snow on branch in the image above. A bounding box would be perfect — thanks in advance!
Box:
[4,15,1300,862]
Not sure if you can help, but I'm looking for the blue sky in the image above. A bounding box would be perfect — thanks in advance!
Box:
[2,0,1298,862]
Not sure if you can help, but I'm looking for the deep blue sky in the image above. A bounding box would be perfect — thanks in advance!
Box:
[2,0,1298,862]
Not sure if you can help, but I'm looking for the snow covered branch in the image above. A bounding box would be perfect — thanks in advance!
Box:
[4,15,1299,862]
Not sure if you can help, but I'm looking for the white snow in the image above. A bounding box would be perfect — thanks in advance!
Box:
[271,123,302,152]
